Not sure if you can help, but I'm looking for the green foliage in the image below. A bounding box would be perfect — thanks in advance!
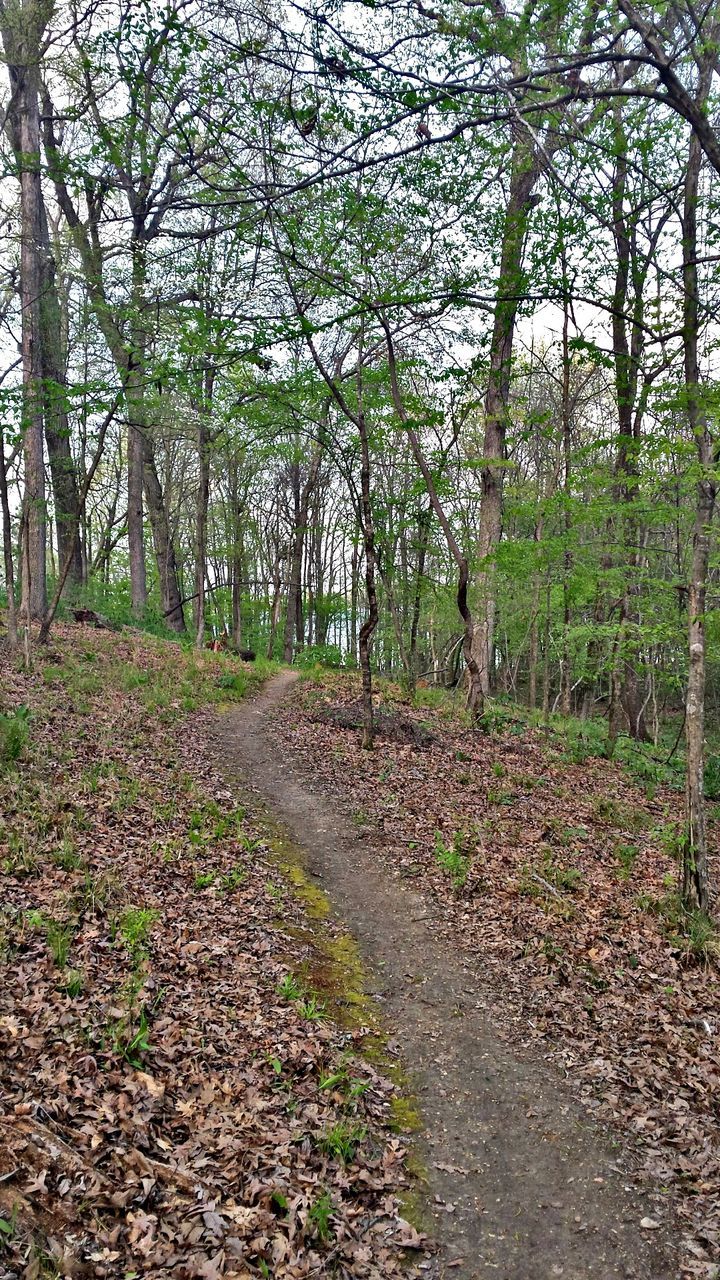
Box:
[638,891,720,963]
[2,832,37,876]
[477,704,512,734]
[308,1190,335,1241]
[77,869,122,916]
[26,911,75,967]
[217,865,246,893]
[0,706,30,768]
[0,1204,18,1244]
[295,644,344,669]
[52,838,82,871]
[433,829,471,888]
[518,848,583,901]
[277,972,304,1000]
[64,968,85,998]
[613,842,639,878]
[216,670,251,696]
[412,685,452,710]
[112,1005,153,1067]
[117,907,158,967]
[317,1120,366,1162]
[297,994,326,1020]
[45,917,75,968]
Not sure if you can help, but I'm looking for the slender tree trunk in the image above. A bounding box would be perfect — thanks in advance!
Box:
[283,461,301,662]
[529,514,544,711]
[230,464,243,650]
[682,118,715,914]
[126,243,149,615]
[7,40,46,618]
[283,438,323,663]
[38,199,83,589]
[143,438,185,631]
[195,421,210,648]
[471,135,541,697]
[542,574,551,726]
[408,505,431,690]
[267,558,283,660]
[349,537,359,664]
[0,423,18,648]
[560,302,573,718]
[358,403,379,749]
[194,369,214,648]
[610,102,651,743]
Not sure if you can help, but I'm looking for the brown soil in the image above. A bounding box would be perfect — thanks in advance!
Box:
[211,671,678,1280]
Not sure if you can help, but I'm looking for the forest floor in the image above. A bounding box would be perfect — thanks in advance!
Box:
[0,628,423,1279]
[212,667,720,1280]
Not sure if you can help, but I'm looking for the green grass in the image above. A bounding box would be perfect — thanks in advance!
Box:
[116,907,159,967]
[317,1120,366,1162]
[637,891,720,963]
[0,706,30,768]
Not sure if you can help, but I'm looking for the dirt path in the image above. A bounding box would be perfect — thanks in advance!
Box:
[212,671,676,1280]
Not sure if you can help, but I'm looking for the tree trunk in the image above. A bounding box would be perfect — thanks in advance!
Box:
[0,423,18,648]
[560,301,572,719]
[195,422,210,648]
[127,244,149,615]
[283,439,323,663]
[143,438,185,631]
[528,514,544,711]
[681,115,715,914]
[610,102,651,743]
[230,464,243,650]
[283,461,301,662]
[267,557,282,660]
[408,505,431,690]
[6,37,46,618]
[471,135,541,696]
[194,369,214,648]
[358,403,379,749]
[38,199,83,589]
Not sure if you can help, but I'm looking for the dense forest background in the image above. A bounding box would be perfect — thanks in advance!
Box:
[1,0,720,906]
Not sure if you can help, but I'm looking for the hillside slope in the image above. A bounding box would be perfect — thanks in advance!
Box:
[0,630,419,1279]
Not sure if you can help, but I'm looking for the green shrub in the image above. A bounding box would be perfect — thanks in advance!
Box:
[295,644,344,669]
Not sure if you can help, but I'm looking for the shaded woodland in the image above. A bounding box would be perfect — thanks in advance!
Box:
[2,0,720,911]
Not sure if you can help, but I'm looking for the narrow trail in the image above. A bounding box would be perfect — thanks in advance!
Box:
[212,672,676,1280]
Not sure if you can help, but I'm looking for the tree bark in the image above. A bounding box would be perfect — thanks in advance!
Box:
[357,401,379,749]
[143,437,185,631]
[0,422,18,648]
[471,134,542,698]
[408,504,431,690]
[681,111,715,914]
[283,438,323,662]
[3,10,47,618]
[194,369,214,648]
[37,199,83,589]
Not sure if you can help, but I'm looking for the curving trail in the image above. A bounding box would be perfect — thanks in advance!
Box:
[212,671,676,1280]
